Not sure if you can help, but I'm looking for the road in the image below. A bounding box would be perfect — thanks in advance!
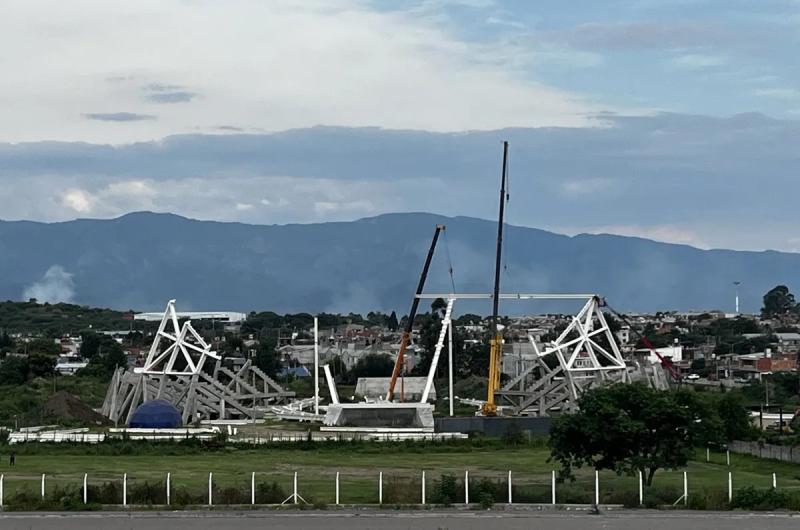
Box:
[1,510,798,530]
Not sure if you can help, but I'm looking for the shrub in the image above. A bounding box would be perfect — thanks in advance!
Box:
[215,486,247,505]
[688,487,729,510]
[731,486,790,510]
[431,474,459,506]
[86,481,122,504]
[129,480,166,504]
[384,476,420,504]
[256,481,287,504]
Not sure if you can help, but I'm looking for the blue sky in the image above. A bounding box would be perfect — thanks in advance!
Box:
[375,0,800,119]
[0,0,799,252]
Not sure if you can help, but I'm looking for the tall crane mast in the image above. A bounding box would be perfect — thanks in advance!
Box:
[482,141,509,416]
[386,224,446,401]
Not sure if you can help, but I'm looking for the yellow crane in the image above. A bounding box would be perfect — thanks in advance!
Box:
[482,141,509,417]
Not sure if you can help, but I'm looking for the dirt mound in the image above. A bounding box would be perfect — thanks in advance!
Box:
[44,391,110,426]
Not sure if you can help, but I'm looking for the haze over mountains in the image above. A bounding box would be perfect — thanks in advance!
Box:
[0,212,794,315]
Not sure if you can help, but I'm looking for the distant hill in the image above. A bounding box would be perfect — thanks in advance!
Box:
[0,211,795,314]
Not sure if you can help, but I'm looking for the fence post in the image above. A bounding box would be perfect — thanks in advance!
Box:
[706,447,710,463]
[1,474,4,508]
[378,471,383,504]
[208,472,213,506]
[250,471,255,505]
[594,470,599,506]
[465,470,469,505]
[773,473,777,489]
[727,472,732,503]
[83,474,88,504]
[41,473,45,499]
[683,471,688,506]
[726,450,730,466]
[335,472,340,505]
[638,470,643,506]
[123,473,127,507]
[293,471,298,505]
[551,470,556,505]
[421,471,426,505]
[166,472,171,506]
[507,470,512,504]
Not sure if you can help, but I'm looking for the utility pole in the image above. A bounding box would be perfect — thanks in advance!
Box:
[733,281,741,314]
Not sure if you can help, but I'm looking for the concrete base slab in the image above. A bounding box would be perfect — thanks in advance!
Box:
[323,402,434,429]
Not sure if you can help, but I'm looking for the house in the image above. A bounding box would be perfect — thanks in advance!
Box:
[775,333,800,353]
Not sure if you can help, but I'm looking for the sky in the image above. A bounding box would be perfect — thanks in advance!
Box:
[1,0,799,251]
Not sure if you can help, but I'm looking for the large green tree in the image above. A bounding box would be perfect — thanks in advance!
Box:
[549,384,718,486]
[762,285,797,317]
[253,341,282,379]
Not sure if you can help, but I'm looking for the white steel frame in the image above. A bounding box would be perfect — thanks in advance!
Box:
[137,299,220,376]
[415,293,629,416]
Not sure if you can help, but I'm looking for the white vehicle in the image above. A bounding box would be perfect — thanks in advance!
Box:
[686,373,701,380]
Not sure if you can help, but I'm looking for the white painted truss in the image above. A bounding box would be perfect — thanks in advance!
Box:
[137,299,220,376]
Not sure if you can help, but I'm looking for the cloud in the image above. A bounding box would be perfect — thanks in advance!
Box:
[670,53,726,70]
[561,178,615,196]
[143,83,198,104]
[22,265,76,303]
[84,112,156,122]
[754,88,800,101]
[576,224,709,249]
[1,113,799,250]
[0,0,599,143]
[61,189,93,213]
[549,21,734,51]
[145,91,197,104]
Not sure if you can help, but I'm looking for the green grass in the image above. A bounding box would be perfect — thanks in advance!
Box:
[1,445,799,506]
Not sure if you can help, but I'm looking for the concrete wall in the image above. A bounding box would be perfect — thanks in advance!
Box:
[435,416,551,437]
[729,440,800,464]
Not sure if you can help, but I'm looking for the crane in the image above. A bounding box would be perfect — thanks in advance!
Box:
[386,224,446,401]
[482,141,509,416]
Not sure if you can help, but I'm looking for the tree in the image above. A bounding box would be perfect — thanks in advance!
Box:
[26,338,61,356]
[549,384,713,486]
[254,341,282,379]
[28,352,56,378]
[762,285,796,317]
[0,355,30,385]
[387,311,399,332]
[348,353,394,383]
[715,392,755,442]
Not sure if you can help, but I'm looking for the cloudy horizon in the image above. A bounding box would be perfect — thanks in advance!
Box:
[2,0,799,252]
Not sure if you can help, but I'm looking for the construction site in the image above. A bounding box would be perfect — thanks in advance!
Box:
[92,141,676,442]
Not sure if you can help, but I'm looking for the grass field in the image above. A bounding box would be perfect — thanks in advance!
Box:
[0,444,799,507]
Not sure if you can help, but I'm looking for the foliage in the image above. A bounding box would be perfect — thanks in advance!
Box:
[549,384,718,486]
[0,300,134,337]
[256,481,287,503]
[762,285,798,318]
[28,352,56,378]
[387,311,399,332]
[0,355,30,385]
[431,474,458,506]
[730,486,793,510]
[78,332,127,378]
[253,341,282,378]
[715,392,757,441]
[0,373,108,426]
[345,353,394,384]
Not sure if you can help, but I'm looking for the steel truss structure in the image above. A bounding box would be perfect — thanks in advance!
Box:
[101,300,293,425]
[417,293,668,417]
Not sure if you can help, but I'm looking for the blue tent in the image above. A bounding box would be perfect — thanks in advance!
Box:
[128,399,182,428]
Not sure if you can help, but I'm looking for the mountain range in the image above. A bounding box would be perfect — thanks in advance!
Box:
[0,212,794,315]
